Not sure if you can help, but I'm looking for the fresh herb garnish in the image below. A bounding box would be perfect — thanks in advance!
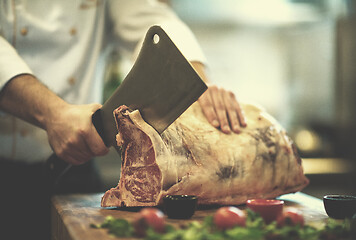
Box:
[91,209,353,239]
[90,216,134,237]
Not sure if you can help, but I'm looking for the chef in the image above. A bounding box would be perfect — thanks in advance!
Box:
[0,0,246,239]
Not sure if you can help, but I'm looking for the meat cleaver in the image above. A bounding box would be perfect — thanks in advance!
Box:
[93,25,207,146]
[46,25,207,186]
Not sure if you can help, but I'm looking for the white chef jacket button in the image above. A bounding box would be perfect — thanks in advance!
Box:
[20,27,28,36]
[70,27,77,36]
[68,77,76,86]
[20,129,28,137]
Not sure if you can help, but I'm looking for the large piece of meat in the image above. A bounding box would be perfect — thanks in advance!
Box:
[101,102,309,207]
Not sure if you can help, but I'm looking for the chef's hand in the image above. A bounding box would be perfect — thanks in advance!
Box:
[0,74,109,165]
[45,103,109,165]
[191,62,247,134]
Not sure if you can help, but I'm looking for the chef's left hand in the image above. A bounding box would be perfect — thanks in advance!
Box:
[191,62,247,134]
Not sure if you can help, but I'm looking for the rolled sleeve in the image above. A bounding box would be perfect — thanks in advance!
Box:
[0,37,33,91]
[108,0,206,64]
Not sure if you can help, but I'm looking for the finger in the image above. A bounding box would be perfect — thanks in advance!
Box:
[236,106,247,128]
[198,91,219,127]
[230,94,247,128]
[64,146,92,164]
[90,103,103,112]
[86,103,109,155]
[85,124,109,156]
[210,87,231,134]
[222,92,241,133]
[73,150,92,164]
[58,136,94,164]
[65,155,86,165]
[57,149,90,165]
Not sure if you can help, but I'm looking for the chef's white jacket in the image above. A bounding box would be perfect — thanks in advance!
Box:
[0,0,205,162]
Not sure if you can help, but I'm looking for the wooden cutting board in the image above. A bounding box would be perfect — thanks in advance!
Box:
[51,192,328,240]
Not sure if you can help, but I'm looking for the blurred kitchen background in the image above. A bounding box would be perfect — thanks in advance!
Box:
[95,0,356,199]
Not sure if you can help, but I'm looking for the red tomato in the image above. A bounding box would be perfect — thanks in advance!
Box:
[133,208,165,237]
[276,207,304,227]
[213,206,246,230]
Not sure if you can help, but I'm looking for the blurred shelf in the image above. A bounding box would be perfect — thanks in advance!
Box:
[302,158,356,175]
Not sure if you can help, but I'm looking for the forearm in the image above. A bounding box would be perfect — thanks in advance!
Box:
[0,74,67,130]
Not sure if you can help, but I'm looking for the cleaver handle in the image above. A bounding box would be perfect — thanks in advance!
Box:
[44,153,72,188]
[92,108,111,147]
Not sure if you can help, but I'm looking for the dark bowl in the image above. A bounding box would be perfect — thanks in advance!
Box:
[323,195,356,219]
[163,195,198,219]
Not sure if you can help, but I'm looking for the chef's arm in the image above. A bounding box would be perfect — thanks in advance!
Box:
[191,62,247,134]
[0,75,108,165]
[0,36,108,164]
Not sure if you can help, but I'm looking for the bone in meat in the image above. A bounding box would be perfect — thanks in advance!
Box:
[101,103,309,207]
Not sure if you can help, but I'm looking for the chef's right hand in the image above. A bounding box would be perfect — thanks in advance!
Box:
[0,74,109,165]
[45,103,109,165]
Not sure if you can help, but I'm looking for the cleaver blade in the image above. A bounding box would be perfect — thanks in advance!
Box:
[92,25,208,147]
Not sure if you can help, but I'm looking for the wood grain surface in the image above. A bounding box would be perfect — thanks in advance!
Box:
[51,192,328,240]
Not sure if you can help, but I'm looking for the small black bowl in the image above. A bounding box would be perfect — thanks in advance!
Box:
[323,195,356,219]
[163,195,198,219]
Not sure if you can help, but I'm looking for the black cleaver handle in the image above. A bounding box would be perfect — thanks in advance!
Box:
[92,108,110,147]
[44,153,72,188]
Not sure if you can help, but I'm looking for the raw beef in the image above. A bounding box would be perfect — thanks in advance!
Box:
[101,103,309,207]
